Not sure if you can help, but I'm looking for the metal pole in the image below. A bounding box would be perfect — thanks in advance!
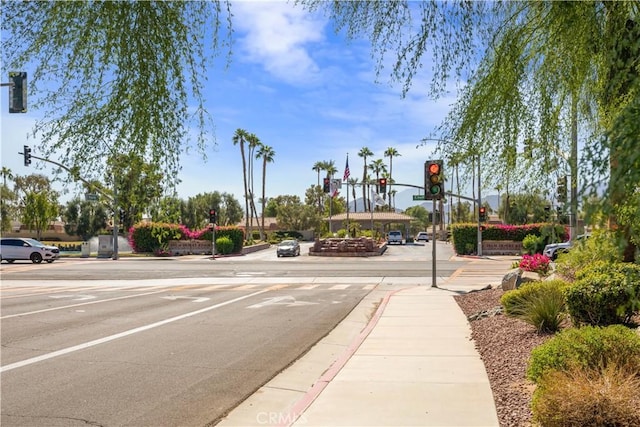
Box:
[432,197,438,288]
[212,225,216,260]
[570,94,578,241]
[112,184,119,260]
[477,154,483,257]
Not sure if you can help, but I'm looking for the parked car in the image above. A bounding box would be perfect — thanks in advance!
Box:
[0,237,60,264]
[543,233,590,260]
[415,232,429,242]
[387,230,404,245]
[276,239,300,257]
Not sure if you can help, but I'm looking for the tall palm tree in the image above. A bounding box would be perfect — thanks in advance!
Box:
[384,147,401,207]
[312,161,323,187]
[1,167,14,187]
[368,159,388,211]
[256,144,275,241]
[247,133,262,237]
[232,129,250,234]
[348,177,359,212]
[358,147,373,212]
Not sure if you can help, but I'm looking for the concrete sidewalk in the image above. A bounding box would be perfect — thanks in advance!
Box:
[218,258,515,427]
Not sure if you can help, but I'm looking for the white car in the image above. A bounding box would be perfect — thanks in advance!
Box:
[387,230,404,245]
[0,237,60,264]
[415,232,429,242]
[543,234,590,260]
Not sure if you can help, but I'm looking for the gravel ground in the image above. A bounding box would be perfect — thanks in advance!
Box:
[454,287,552,427]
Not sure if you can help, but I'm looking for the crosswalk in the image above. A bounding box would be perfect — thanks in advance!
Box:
[0,282,378,298]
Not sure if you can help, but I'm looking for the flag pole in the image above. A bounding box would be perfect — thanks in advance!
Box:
[345,154,350,235]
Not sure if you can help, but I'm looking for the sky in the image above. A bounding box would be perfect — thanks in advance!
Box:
[1,1,463,210]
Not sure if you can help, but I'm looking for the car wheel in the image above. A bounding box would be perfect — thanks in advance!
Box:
[7,259,15,263]
[30,253,43,264]
[46,260,54,263]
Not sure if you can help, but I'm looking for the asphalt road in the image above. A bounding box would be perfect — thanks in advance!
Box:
[0,241,467,426]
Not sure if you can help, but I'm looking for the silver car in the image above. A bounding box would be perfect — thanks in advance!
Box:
[276,239,300,257]
[0,237,60,264]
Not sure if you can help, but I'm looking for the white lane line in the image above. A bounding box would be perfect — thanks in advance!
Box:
[0,290,168,320]
[0,289,269,373]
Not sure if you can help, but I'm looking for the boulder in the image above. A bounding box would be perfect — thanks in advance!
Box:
[501,268,522,291]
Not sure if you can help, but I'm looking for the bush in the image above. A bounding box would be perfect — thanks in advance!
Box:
[215,236,234,255]
[565,261,640,326]
[527,324,640,384]
[519,253,551,277]
[522,234,541,255]
[501,280,570,333]
[531,364,640,427]
[555,230,624,282]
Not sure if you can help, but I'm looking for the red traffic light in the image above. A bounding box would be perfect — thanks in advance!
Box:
[428,163,440,175]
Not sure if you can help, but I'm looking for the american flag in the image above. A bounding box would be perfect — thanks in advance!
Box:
[343,155,350,181]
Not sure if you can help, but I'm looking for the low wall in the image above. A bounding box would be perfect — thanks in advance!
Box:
[482,240,523,255]
[309,237,386,257]
[168,240,212,256]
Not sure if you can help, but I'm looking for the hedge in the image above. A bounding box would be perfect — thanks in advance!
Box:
[450,223,567,255]
[128,222,244,254]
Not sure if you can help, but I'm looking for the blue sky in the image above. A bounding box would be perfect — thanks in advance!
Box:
[1,1,461,208]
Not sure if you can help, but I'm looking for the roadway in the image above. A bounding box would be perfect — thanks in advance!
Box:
[1,241,468,426]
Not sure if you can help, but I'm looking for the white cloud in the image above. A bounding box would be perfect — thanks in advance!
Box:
[232,1,327,85]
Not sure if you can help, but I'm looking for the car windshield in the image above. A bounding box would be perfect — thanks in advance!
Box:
[24,238,46,247]
[279,240,296,246]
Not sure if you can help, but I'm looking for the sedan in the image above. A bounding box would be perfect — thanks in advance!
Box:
[276,239,300,257]
[415,232,429,242]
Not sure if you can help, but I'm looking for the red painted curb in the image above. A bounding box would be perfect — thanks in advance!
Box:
[277,287,407,427]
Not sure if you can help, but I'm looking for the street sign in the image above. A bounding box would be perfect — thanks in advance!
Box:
[85,193,98,201]
[412,195,426,201]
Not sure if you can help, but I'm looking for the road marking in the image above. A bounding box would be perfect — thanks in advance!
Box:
[329,284,350,290]
[0,289,269,373]
[298,284,319,290]
[247,295,318,309]
[49,294,96,301]
[233,284,258,290]
[161,296,210,303]
[0,290,169,320]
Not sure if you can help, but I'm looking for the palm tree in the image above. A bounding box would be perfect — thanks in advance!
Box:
[358,147,373,212]
[368,159,388,211]
[232,129,250,235]
[1,167,14,187]
[247,133,262,237]
[256,144,275,241]
[384,147,401,207]
[348,177,359,212]
[312,161,323,187]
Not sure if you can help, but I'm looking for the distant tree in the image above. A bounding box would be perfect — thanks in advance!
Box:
[358,147,373,212]
[232,129,251,233]
[256,144,275,240]
[21,191,58,240]
[1,168,17,232]
[384,147,401,207]
[404,205,429,234]
[62,198,108,241]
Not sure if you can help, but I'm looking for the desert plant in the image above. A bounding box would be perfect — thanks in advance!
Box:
[565,261,640,326]
[522,234,541,255]
[527,324,640,384]
[501,280,570,333]
[531,364,640,427]
[555,230,624,282]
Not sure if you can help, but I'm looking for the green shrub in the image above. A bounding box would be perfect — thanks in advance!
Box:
[531,364,640,427]
[565,261,640,326]
[501,280,570,333]
[555,230,624,282]
[522,234,541,255]
[215,236,234,255]
[527,324,640,384]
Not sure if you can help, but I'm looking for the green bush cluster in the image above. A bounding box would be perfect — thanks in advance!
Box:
[128,223,244,255]
[501,280,570,332]
[215,236,234,255]
[450,223,566,255]
[565,261,640,326]
[527,324,640,384]
[555,230,624,281]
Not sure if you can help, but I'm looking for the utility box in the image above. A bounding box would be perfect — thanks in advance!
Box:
[97,235,113,258]
[81,241,91,258]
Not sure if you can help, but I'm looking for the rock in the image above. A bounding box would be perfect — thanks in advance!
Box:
[520,271,541,286]
[501,269,522,291]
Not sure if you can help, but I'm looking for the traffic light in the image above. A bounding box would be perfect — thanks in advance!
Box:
[209,208,217,224]
[119,209,125,225]
[557,175,567,203]
[323,177,330,193]
[425,160,444,199]
[479,206,487,222]
[378,178,387,195]
[9,71,27,113]
[23,145,31,166]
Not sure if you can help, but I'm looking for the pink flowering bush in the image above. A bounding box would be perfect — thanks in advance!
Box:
[520,253,551,277]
